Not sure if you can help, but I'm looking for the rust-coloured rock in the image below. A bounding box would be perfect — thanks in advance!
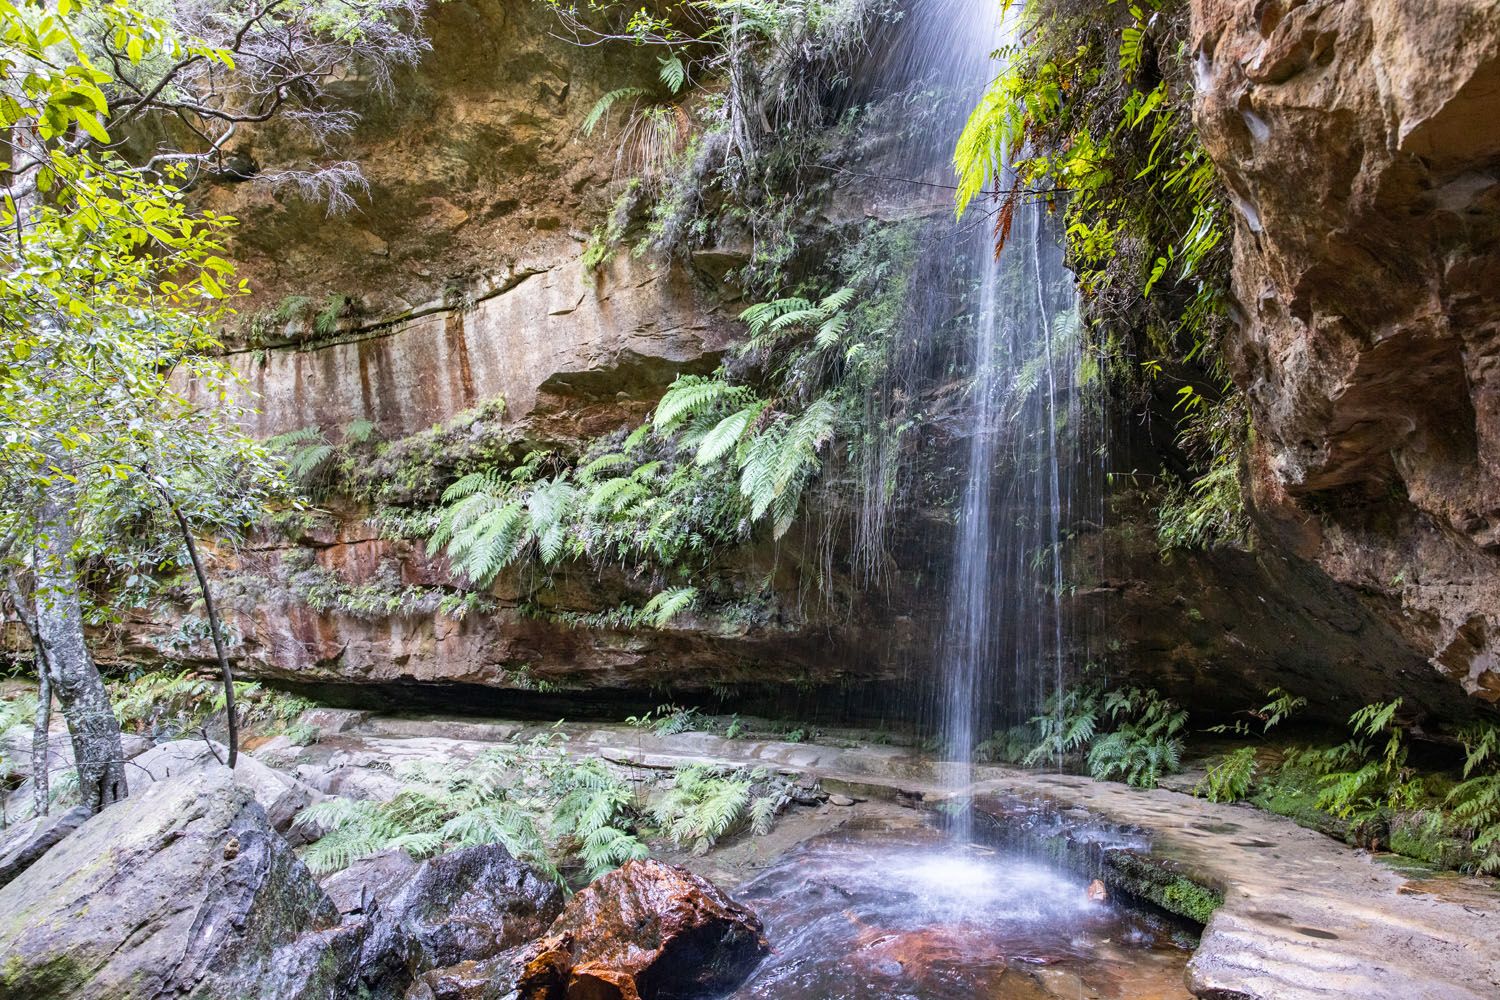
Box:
[514,860,768,1000]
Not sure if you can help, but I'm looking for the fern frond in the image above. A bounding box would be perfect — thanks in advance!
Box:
[582,86,650,135]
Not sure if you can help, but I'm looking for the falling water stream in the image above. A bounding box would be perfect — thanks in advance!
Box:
[728,3,1166,995]
[858,0,1090,824]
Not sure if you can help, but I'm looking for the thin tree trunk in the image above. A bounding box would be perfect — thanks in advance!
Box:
[31,669,51,816]
[34,494,127,814]
[4,568,52,816]
[167,505,238,768]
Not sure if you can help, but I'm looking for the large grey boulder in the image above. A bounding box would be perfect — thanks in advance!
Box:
[0,804,91,889]
[321,848,420,916]
[0,766,353,1000]
[356,844,563,997]
[129,739,318,835]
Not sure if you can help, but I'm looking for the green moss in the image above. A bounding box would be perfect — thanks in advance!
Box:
[1103,851,1223,925]
[1389,811,1471,870]
[0,952,89,998]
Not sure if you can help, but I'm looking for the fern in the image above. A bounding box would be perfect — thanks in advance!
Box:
[640,586,697,628]
[1446,724,1500,874]
[653,375,756,435]
[1313,700,1420,834]
[581,86,650,135]
[1023,684,1102,767]
[295,734,646,884]
[658,54,687,93]
[1196,746,1259,803]
[695,403,765,467]
[268,426,336,487]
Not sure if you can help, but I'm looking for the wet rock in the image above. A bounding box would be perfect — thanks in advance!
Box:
[322,848,420,916]
[0,766,349,1000]
[404,951,523,1000]
[360,844,563,994]
[514,859,768,1000]
[129,739,318,836]
[0,805,91,888]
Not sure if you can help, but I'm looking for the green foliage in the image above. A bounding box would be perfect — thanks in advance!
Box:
[955,0,1245,551]
[296,733,791,881]
[108,669,313,742]
[268,427,338,490]
[1196,746,1259,803]
[296,731,649,882]
[1020,682,1186,789]
[549,0,903,290]
[1446,724,1500,874]
[1023,684,1102,768]
[976,724,1038,764]
[1302,700,1423,840]
[1086,687,1188,788]
[650,764,789,855]
[1206,686,1307,738]
[627,703,707,736]
[581,87,651,136]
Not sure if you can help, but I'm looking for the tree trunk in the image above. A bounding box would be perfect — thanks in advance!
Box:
[31,669,51,817]
[4,569,53,816]
[168,504,238,768]
[33,494,126,813]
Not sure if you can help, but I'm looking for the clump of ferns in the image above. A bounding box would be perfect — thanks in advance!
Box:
[266,418,380,501]
[650,764,792,855]
[108,668,313,742]
[1020,682,1188,789]
[295,732,649,883]
[1192,687,1307,804]
[1447,723,1500,874]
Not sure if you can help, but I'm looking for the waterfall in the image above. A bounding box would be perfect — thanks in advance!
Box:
[856,0,1093,826]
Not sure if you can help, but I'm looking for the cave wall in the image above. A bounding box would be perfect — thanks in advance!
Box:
[1190,0,1500,703]
[117,0,1500,727]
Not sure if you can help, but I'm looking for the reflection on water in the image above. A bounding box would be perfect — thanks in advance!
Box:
[730,822,1195,1000]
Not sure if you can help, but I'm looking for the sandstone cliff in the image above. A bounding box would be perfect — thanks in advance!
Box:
[1191,0,1500,703]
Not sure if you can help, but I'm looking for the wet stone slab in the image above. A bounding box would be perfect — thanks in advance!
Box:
[265,713,1500,1000]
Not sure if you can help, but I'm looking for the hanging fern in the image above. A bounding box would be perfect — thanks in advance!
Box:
[581,86,651,136]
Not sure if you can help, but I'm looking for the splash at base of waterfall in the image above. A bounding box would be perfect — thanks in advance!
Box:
[729,819,1194,1000]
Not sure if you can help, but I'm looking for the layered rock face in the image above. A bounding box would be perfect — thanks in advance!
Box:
[1191,0,1500,701]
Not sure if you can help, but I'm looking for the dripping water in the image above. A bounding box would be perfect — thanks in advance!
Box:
[849,0,1096,832]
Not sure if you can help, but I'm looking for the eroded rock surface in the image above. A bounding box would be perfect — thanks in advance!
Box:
[0,767,346,1000]
[1191,0,1500,700]
[514,859,768,1000]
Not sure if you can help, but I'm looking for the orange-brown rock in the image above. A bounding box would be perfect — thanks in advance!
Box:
[513,860,768,1000]
[1190,0,1500,701]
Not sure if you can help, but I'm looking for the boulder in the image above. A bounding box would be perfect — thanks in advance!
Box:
[514,859,768,1000]
[0,805,91,888]
[1,724,152,783]
[359,844,563,994]
[322,848,420,916]
[403,952,523,1000]
[0,766,352,999]
[129,739,317,834]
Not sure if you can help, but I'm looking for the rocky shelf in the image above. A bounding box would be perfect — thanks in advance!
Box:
[265,711,1500,1000]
